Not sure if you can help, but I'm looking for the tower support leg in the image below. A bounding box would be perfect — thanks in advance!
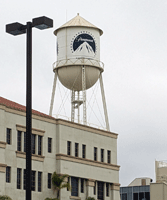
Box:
[49,71,58,116]
[82,66,87,125]
[78,91,80,123]
[99,73,110,131]
[71,90,75,122]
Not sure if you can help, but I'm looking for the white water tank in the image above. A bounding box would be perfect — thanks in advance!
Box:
[53,14,104,91]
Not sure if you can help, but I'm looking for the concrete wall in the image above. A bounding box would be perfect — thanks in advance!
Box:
[150,182,167,200]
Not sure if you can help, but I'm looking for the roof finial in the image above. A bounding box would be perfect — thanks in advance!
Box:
[77,13,79,16]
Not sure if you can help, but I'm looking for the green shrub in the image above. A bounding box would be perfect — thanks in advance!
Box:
[86,197,95,200]
[0,196,12,200]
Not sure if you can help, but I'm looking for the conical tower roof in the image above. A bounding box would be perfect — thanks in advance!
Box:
[54,13,103,36]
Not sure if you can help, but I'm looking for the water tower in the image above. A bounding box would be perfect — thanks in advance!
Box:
[49,14,110,131]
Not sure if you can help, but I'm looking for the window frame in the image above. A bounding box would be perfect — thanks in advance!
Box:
[31,134,36,154]
[81,178,84,193]
[107,150,111,164]
[48,138,52,153]
[67,141,71,156]
[94,147,97,161]
[17,131,22,151]
[75,143,79,157]
[38,171,42,192]
[48,173,52,189]
[106,183,109,196]
[6,166,11,183]
[101,149,104,162]
[82,144,86,159]
[6,128,11,145]
[31,170,36,191]
[38,135,42,155]
[17,168,22,189]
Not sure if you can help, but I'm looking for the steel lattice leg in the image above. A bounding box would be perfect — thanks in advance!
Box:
[82,66,87,125]
[71,90,75,122]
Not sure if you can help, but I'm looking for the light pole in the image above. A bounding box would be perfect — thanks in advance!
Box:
[6,16,53,200]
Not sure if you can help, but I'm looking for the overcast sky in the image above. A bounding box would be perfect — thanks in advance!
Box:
[1,0,167,187]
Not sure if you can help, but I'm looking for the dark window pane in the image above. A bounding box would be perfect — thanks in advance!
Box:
[31,134,36,154]
[133,193,138,200]
[38,172,42,192]
[48,138,52,153]
[38,136,42,155]
[24,132,26,152]
[17,168,21,189]
[139,192,144,200]
[106,183,109,196]
[122,193,127,200]
[67,177,70,191]
[17,131,22,151]
[6,128,11,145]
[94,147,97,161]
[48,173,52,189]
[31,171,36,191]
[145,192,150,200]
[94,181,96,195]
[81,178,84,193]
[71,177,78,196]
[67,141,71,155]
[82,145,86,158]
[107,150,111,163]
[101,149,104,162]
[24,169,26,190]
[75,143,78,157]
[97,181,104,200]
[6,166,11,183]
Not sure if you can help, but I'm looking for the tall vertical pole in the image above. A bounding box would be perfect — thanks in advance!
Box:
[78,91,80,123]
[82,66,87,125]
[26,22,32,200]
[71,90,75,122]
[99,73,110,131]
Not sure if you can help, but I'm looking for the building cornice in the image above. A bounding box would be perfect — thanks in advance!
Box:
[0,104,118,139]
[56,154,120,171]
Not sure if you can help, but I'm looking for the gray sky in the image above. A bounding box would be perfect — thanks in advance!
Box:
[1,0,167,186]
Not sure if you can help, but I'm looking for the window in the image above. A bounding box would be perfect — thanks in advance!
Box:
[81,178,84,193]
[94,147,97,161]
[106,183,109,196]
[94,181,96,195]
[122,193,127,200]
[48,173,52,189]
[75,143,79,157]
[31,171,36,191]
[17,131,22,151]
[71,177,79,196]
[101,149,104,162]
[97,181,104,200]
[38,172,42,192]
[6,166,11,183]
[48,138,52,153]
[24,132,26,152]
[107,150,111,164]
[24,169,26,190]
[6,128,11,145]
[82,144,86,158]
[38,136,42,155]
[17,168,21,189]
[31,134,36,154]
[67,177,70,191]
[67,141,71,155]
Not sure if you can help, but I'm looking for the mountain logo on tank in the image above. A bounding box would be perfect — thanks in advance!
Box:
[71,33,97,56]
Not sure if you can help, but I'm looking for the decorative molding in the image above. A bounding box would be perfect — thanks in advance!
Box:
[70,196,81,200]
[56,119,118,139]
[86,179,95,187]
[0,163,7,173]
[56,154,120,171]
[16,124,45,136]
[0,141,6,149]
[0,105,118,139]
[16,151,45,162]
[111,183,121,191]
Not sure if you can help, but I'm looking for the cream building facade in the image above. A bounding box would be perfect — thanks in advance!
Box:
[0,97,120,200]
